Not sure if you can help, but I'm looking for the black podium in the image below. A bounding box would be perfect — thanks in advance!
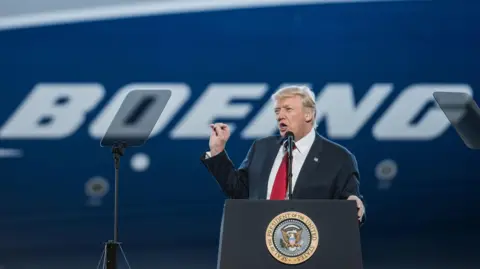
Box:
[216,199,363,269]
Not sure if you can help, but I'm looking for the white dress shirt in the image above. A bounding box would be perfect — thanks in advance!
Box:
[266,128,316,200]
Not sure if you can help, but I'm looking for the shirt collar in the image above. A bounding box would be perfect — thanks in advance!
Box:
[284,127,315,155]
[296,127,316,154]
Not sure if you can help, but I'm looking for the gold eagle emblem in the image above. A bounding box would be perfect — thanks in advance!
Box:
[265,211,319,265]
[281,226,302,248]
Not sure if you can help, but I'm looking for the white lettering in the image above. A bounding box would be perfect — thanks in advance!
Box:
[316,83,392,138]
[0,83,104,139]
[373,84,473,140]
[1,82,474,141]
[89,83,190,139]
[171,83,268,138]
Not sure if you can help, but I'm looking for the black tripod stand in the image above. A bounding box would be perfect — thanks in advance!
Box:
[97,142,132,269]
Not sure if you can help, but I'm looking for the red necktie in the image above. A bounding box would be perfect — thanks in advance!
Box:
[270,145,295,200]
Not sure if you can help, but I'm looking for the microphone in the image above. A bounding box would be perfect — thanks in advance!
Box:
[284,131,295,200]
[284,131,295,155]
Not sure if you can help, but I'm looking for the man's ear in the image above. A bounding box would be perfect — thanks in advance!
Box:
[305,111,313,122]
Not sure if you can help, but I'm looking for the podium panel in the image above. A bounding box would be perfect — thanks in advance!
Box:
[217,199,363,269]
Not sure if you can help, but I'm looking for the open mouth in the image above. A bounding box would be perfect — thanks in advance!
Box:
[279,123,288,132]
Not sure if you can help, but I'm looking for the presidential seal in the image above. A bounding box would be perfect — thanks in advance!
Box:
[265,211,319,265]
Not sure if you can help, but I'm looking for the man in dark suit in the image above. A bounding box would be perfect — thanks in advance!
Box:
[201,85,365,222]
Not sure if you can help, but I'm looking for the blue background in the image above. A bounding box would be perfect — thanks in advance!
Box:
[0,1,479,268]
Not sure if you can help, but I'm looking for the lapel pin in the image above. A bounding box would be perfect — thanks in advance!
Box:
[313,157,319,162]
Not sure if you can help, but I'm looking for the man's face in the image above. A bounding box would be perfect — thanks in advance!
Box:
[274,95,307,137]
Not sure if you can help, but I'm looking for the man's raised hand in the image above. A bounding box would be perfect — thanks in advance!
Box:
[209,123,231,156]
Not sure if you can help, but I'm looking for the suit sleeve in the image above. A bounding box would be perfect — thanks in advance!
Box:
[200,140,256,199]
[335,152,362,199]
[334,152,366,224]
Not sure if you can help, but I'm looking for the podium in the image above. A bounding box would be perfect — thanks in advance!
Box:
[216,199,363,269]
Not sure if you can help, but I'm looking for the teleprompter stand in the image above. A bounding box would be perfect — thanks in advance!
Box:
[96,142,130,269]
[96,89,172,269]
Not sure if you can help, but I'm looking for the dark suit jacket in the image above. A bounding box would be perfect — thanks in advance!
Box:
[201,132,364,203]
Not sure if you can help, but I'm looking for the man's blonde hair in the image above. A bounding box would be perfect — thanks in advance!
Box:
[272,85,317,127]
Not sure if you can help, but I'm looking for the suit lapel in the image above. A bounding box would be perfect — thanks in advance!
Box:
[258,136,283,199]
[293,134,324,197]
